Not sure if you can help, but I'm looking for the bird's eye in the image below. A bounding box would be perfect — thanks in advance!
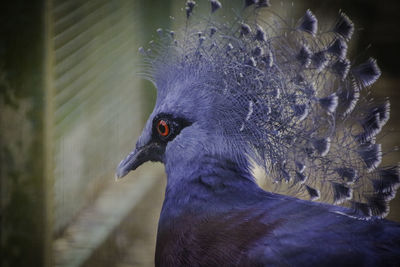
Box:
[152,114,191,142]
[157,119,170,137]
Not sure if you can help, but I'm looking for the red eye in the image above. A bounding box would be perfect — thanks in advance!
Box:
[157,120,170,137]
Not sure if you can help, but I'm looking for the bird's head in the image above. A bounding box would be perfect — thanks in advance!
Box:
[114,0,400,220]
[115,8,293,180]
[115,68,233,179]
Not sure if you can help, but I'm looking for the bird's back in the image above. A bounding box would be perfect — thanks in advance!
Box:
[156,192,400,266]
[155,155,400,266]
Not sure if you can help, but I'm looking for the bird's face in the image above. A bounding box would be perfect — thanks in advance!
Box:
[115,78,216,179]
[115,110,194,179]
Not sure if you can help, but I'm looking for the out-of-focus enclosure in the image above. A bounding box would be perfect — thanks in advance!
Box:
[0,0,399,266]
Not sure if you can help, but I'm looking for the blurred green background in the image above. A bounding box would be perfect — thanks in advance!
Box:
[0,0,399,266]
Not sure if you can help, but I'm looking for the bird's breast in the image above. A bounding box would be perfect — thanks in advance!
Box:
[154,208,284,267]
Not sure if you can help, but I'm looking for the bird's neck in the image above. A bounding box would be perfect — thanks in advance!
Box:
[156,153,279,265]
[160,153,265,223]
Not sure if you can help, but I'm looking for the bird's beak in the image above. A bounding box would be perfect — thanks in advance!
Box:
[115,142,163,180]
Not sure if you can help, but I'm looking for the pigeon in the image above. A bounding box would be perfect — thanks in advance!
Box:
[116,1,400,266]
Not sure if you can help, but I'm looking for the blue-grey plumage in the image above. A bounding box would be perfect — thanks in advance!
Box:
[116,0,400,265]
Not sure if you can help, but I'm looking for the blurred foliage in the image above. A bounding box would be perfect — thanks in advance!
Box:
[0,1,47,266]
